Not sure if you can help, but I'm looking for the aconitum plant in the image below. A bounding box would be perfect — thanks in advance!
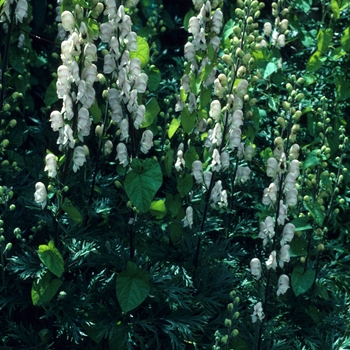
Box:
[0,0,349,349]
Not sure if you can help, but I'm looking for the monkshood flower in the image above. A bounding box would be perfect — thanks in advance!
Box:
[77,107,91,142]
[220,151,230,171]
[104,140,113,156]
[259,216,275,246]
[50,111,63,131]
[15,0,28,23]
[250,258,262,280]
[251,302,265,323]
[204,171,212,189]
[285,187,298,207]
[289,144,300,159]
[280,223,295,246]
[210,149,221,172]
[277,274,290,296]
[140,130,153,154]
[244,145,255,161]
[288,159,300,178]
[116,143,128,167]
[192,160,203,184]
[262,182,278,206]
[209,100,221,121]
[34,182,47,209]
[61,11,75,32]
[57,124,75,151]
[236,166,251,184]
[277,200,288,225]
[72,146,87,172]
[119,118,129,142]
[279,244,290,268]
[266,157,278,178]
[18,33,25,48]
[266,250,277,270]
[175,150,185,171]
[284,172,296,192]
[182,206,194,229]
[44,154,57,178]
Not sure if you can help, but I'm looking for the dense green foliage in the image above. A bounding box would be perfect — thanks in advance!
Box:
[0,0,349,349]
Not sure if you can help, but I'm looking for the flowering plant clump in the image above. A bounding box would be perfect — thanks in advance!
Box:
[0,0,349,349]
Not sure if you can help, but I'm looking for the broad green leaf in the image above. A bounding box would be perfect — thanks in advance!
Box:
[321,174,333,192]
[177,174,193,198]
[341,27,350,51]
[316,28,333,53]
[31,272,62,306]
[147,66,161,91]
[294,0,312,13]
[62,198,83,224]
[291,265,315,296]
[38,240,64,278]
[223,19,235,40]
[331,0,340,19]
[168,118,180,139]
[89,101,102,123]
[164,149,174,177]
[165,193,181,218]
[336,77,350,101]
[183,9,195,31]
[303,150,320,169]
[149,200,167,219]
[116,261,150,313]
[141,97,160,128]
[290,217,312,231]
[263,58,279,79]
[200,86,211,109]
[304,201,325,226]
[289,236,308,256]
[303,73,316,85]
[44,80,59,107]
[129,36,150,68]
[306,51,326,72]
[181,107,196,134]
[124,158,162,213]
[184,146,199,170]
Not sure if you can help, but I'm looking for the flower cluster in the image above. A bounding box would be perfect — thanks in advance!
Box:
[0,0,28,23]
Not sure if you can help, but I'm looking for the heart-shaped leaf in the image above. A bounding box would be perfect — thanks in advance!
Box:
[292,265,315,296]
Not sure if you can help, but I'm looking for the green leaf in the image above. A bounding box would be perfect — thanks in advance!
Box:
[165,193,181,218]
[263,58,279,79]
[231,337,250,350]
[38,240,64,278]
[168,118,180,139]
[82,323,104,344]
[62,198,83,224]
[317,282,329,300]
[86,18,99,37]
[223,19,234,40]
[303,150,320,169]
[177,174,193,198]
[183,9,195,31]
[290,217,312,231]
[141,97,160,128]
[304,201,325,226]
[129,36,150,68]
[89,101,102,123]
[184,146,199,170]
[316,28,333,53]
[306,51,326,72]
[268,96,278,112]
[289,236,308,257]
[149,200,167,219]
[181,107,196,134]
[199,86,211,109]
[164,149,174,177]
[147,66,161,91]
[291,265,315,296]
[341,27,350,51]
[124,158,162,213]
[116,261,150,313]
[336,77,350,101]
[330,0,340,19]
[44,80,59,107]
[31,272,62,306]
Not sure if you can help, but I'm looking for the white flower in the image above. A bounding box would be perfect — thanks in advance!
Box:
[229,127,241,149]
[175,150,185,171]
[214,78,226,98]
[119,118,129,142]
[184,42,196,62]
[77,107,91,141]
[211,9,223,34]
[62,94,74,120]
[134,73,148,93]
[134,105,145,129]
[280,223,295,246]
[210,36,220,51]
[104,54,116,75]
[15,0,28,23]
[204,171,212,189]
[262,183,278,205]
[244,145,255,161]
[236,166,251,183]
[277,200,288,225]
[61,11,75,32]
[104,140,113,156]
[288,160,300,178]
[267,158,278,178]
[34,182,47,209]
[211,149,221,172]
[211,180,223,204]
[210,123,222,147]
[251,302,265,323]
[266,250,277,270]
[57,124,75,151]
[250,258,261,280]
[230,110,244,128]
[126,31,137,51]
[279,245,290,268]
[73,146,87,172]
[289,144,300,159]
[44,154,57,178]
[285,187,298,207]
[277,34,286,48]
[18,33,25,48]
[188,16,200,36]
[129,58,142,79]
[263,22,272,36]
[81,64,97,86]
[140,130,153,154]
[259,216,275,246]
[220,151,230,171]
[236,79,248,98]
[196,118,207,133]
[50,111,63,131]
[284,172,296,192]
[182,206,194,229]
[192,160,203,184]
[77,80,96,108]
[277,274,290,296]
[84,43,97,66]
[100,22,114,42]
[209,100,221,121]
[116,143,128,167]
[125,0,139,7]
[280,19,289,33]
[188,93,197,114]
